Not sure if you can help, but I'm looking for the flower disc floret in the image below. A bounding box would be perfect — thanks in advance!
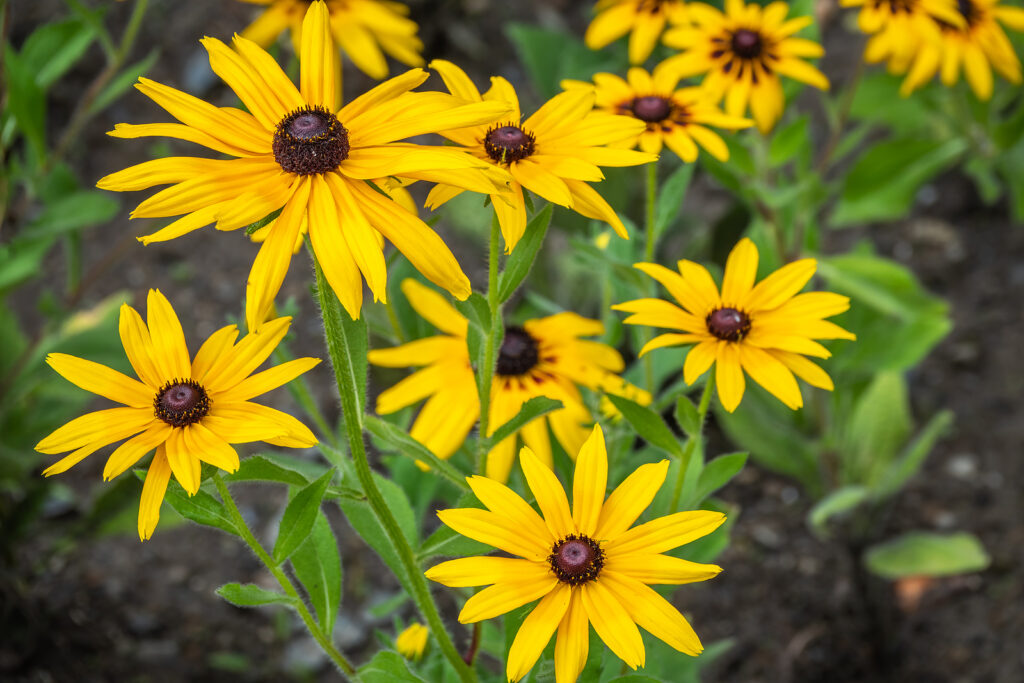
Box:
[496,326,540,376]
[154,378,210,427]
[272,105,350,175]
[706,307,751,341]
[730,29,764,58]
[549,534,604,585]
[483,123,536,164]
[631,95,673,122]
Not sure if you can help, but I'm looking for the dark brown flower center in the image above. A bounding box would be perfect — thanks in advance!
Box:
[154,379,210,427]
[495,326,539,376]
[631,96,672,123]
[273,105,349,175]
[549,535,604,585]
[706,307,751,341]
[483,123,536,164]
[731,29,763,59]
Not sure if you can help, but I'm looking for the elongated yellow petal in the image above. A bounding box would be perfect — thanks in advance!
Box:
[138,445,172,540]
[119,303,164,388]
[300,0,335,108]
[506,583,572,682]
[429,59,483,102]
[554,591,589,683]
[321,173,388,303]
[770,350,834,390]
[520,446,575,540]
[572,426,607,537]
[425,556,550,588]
[220,401,317,447]
[721,238,759,306]
[604,553,722,585]
[202,36,285,129]
[581,580,645,669]
[36,406,154,454]
[202,316,291,393]
[231,34,305,114]
[467,475,553,543]
[105,122,255,158]
[103,421,172,481]
[594,460,669,540]
[606,509,726,556]
[97,156,226,192]
[460,576,559,624]
[190,324,239,385]
[46,353,152,407]
[683,340,718,385]
[715,342,745,412]
[308,176,363,319]
[436,508,550,561]
[146,289,191,381]
[164,427,200,494]
[400,278,468,337]
[215,357,320,404]
[408,387,479,460]
[738,343,803,409]
[601,570,704,655]
[639,333,703,357]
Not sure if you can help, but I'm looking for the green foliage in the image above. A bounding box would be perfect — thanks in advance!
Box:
[290,511,343,636]
[273,469,335,564]
[606,394,684,458]
[482,396,563,451]
[498,205,553,303]
[864,532,990,579]
[216,583,297,608]
[359,650,428,682]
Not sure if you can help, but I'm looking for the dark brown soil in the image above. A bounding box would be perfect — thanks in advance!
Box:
[3,2,1021,682]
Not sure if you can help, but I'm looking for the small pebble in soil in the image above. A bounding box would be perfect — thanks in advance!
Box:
[946,453,978,479]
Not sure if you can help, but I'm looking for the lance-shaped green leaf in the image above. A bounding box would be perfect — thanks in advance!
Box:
[606,394,684,458]
[497,204,552,303]
[291,511,342,636]
[359,650,428,682]
[225,454,309,487]
[692,452,747,504]
[654,163,695,238]
[418,525,492,564]
[364,415,470,492]
[273,469,335,564]
[872,410,954,500]
[675,395,701,439]
[482,395,562,451]
[152,476,237,536]
[865,532,990,579]
[808,485,870,538]
[216,583,297,608]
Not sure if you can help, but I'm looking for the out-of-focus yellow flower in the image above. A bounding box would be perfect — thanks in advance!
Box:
[395,622,428,659]
[35,290,319,540]
[584,0,689,64]
[840,0,963,74]
[238,0,424,79]
[663,0,829,133]
[613,238,855,412]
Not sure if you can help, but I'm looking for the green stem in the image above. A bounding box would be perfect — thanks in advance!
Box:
[642,161,659,393]
[475,213,503,474]
[669,374,715,512]
[212,474,358,680]
[312,259,477,683]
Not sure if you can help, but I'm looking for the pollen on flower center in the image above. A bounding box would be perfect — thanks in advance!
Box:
[730,29,763,58]
[483,123,536,164]
[548,534,604,585]
[495,326,540,376]
[631,96,673,123]
[273,105,349,175]
[706,307,751,341]
[154,379,210,427]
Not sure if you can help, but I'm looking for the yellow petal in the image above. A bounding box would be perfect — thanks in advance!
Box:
[164,426,201,495]
[594,460,669,540]
[191,326,240,387]
[183,422,240,473]
[45,353,152,407]
[601,570,704,655]
[203,316,292,391]
[677,260,722,313]
[425,556,550,588]
[146,289,191,380]
[520,446,575,539]
[715,342,745,412]
[738,344,803,409]
[102,421,172,481]
[506,583,572,682]
[245,181,308,332]
[320,173,388,303]
[215,357,320,403]
[467,475,553,543]
[400,278,468,337]
[36,406,154,455]
[603,553,722,585]
[580,580,645,669]
[770,350,834,391]
[460,576,559,625]
[138,445,172,541]
[119,303,164,387]
[554,591,589,683]
[299,0,335,108]
[684,340,718,385]
[720,237,759,306]
[571,425,607,537]
[436,508,550,561]
[606,509,726,555]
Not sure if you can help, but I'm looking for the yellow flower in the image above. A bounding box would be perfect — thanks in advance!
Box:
[426,425,725,683]
[898,0,1024,99]
[584,0,689,64]
[98,1,511,330]
[238,0,424,79]
[613,238,855,412]
[840,0,964,73]
[662,0,830,133]
[395,622,429,659]
[562,60,753,162]
[34,290,319,540]
[367,279,649,483]
[426,60,656,252]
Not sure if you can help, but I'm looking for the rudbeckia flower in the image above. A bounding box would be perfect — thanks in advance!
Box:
[562,60,753,161]
[839,0,964,73]
[662,0,830,133]
[238,0,424,80]
[367,279,650,483]
[34,290,319,540]
[426,60,657,252]
[584,0,689,64]
[426,425,725,683]
[613,238,855,412]
[897,0,1024,99]
[98,1,511,330]
[395,622,429,659]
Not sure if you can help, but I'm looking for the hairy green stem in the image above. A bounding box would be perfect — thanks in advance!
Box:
[212,474,358,680]
[312,259,477,683]
[475,213,503,474]
[642,161,659,392]
[669,374,715,512]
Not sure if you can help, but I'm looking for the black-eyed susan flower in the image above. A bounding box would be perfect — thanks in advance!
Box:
[34,290,319,540]
[395,622,428,659]
[426,425,725,683]
[562,61,753,162]
[840,0,963,73]
[613,238,855,412]
[898,0,1024,99]
[426,60,657,252]
[238,0,424,79]
[585,0,689,64]
[662,0,830,133]
[98,2,511,329]
[367,279,649,483]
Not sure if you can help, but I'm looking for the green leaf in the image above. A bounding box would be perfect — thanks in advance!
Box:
[20,191,120,241]
[224,455,309,487]
[654,163,695,238]
[88,50,159,114]
[291,511,342,636]
[455,292,495,403]
[21,19,96,89]
[244,206,284,236]
[359,650,428,682]
[497,204,552,303]
[768,115,809,166]
[418,524,492,563]
[674,395,701,439]
[483,395,562,451]
[873,410,953,500]
[692,452,747,503]
[364,415,470,492]
[606,394,684,458]
[842,372,911,485]
[4,44,47,160]
[505,23,617,98]
[808,485,870,538]
[864,532,990,579]
[216,583,297,608]
[160,480,238,536]
[831,138,967,226]
[273,469,335,564]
